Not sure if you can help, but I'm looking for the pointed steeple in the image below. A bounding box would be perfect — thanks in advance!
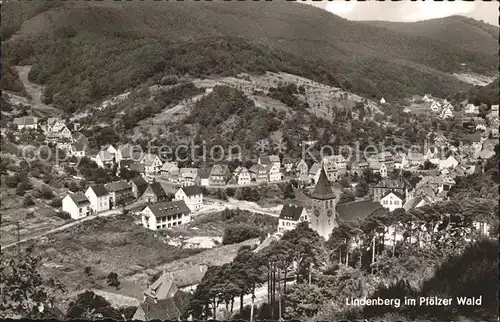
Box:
[311,169,335,200]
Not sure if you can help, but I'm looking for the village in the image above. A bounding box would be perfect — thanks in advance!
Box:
[1,87,498,320]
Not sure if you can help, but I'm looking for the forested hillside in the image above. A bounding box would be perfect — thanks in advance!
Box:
[2,0,497,113]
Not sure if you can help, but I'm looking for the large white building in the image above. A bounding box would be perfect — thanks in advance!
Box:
[85,185,110,213]
[277,204,309,234]
[141,200,191,231]
[62,193,91,219]
[174,186,203,211]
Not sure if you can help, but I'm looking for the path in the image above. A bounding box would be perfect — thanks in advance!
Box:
[203,197,281,217]
[15,65,61,117]
[1,201,144,250]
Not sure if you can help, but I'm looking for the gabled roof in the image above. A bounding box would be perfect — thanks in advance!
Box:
[161,162,179,172]
[13,117,38,125]
[149,182,167,197]
[97,151,114,162]
[118,144,134,159]
[259,154,280,165]
[198,168,211,179]
[210,164,229,176]
[336,200,384,222]
[141,153,161,166]
[164,265,208,288]
[179,185,202,197]
[309,162,321,175]
[375,178,406,190]
[131,176,148,187]
[145,200,190,218]
[145,276,178,300]
[105,180,132,192]
[279,204,304,221]
[138,291,191,321]
[67,193,90,205]
[381,190,405,201]
[88,184,108,197]
[47,117,61,126]
[310,169,335,200]
[130,163,145,173]
[249,164,266,173]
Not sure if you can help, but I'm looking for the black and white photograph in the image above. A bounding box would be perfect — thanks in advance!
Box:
[0,0,498,321]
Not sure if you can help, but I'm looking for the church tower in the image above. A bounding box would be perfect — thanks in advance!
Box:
[309,169,337,240]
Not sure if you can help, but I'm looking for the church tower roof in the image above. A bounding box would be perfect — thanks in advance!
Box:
[311,169,336,200]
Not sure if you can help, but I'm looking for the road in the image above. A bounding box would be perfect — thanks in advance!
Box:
[1,202,145,250]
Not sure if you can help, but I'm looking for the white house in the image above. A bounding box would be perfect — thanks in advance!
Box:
[266,163,282,182]
[464,104,477,114]
[308,162,322,184]
[423,94,432,102]
[369,162,388,178]
[380,191,404,212]
[116,144,134,163]
[141,153,163,176]
[380,97,386,104]
[85,185,110,213]
[233,166,251,185]
[141,200,191,231]
[436,155,459,170]
[106,145,118,155]
[174,186,203,211]
[13,117,38,130]
[258,154,281,169]
[430,101,441,112]
[62,193,91,219]
[95,151,115,168]
[440,106,453,119]
[277,204,309,234]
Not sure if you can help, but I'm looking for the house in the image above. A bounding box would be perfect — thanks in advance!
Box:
[141,154,163,176]
[491,104,499,112]
[258,154,281,169]
[141,200,191,231]
[373,177,413,202]
[249,164,268,183]
[475,122,487,131]
[133,278,190,321]
[160,162,180,182]
[198,168,211,187]
[174,186,203,211]
[322,155,347,174]
[348,156,369,176]
[380,97,386,104]
[266,163,282,182]
[468,132,483,154]
[180,168,200,187]
[369,162,387,178]
[85,185,110,213]
[46,117,61,132]
[62,193,91,219]
[130,176,149,199]
[464,103,478,114]
[430,101,441,112]
[159,265,208,293]
[277,204,309,234]
[69,140,86,158]
[380,191,405,212]
[141,182,168,204]
[46,122,73,143]
[323,161,340,182]
[423,146,440,161]
[95,151,115,168]
[106,145,118,155]
[440,106,453,119]
[406,152,424,167]
[434,155,459,170]
[490,128,499,139]
[105,181,133,208]
[233,166,251,185]
[116,144,134,163]
[308,162,322,184]
[294,159,309,177]
[130,163,146,175]
[13,117,38,130]
[209,164,231,186]
[393,153,406,170]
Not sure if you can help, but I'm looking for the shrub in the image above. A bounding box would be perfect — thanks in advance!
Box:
[49,198,62,208]
[23,195,35,207]
[222,223,261,245]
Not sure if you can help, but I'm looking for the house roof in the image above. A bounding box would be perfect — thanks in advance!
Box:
[13,117,38,125]
[336,200,384,222]
[68,193,90,205]
[165,265,208,288]
[198,168,211,179]
[249,164,266,173]
[97,150,114,162]
[375,178,406,190]
[234,166,249,176]
[149,182,167,197]
[145,200,190,218]
[71,140,86,152]
[179,185,202,197]
[130,163,145,173]
[74,133,89,147]
[309,162,321,175]
[279,204,304,221]
[47,117,61,126]
[118,144,134,159]
[210,164,229,176]
[105,180,131,192]
[310,169,335,200]
[145,276,178,300]
[368,161,383,170]
[131,176,148,187]
[161,162,179,172]
[259,154,280,165]
[89,184,108,197]
[407,152,424,160]
[142,153,160,166]
[381,190,405,201]
[138,291,191,321]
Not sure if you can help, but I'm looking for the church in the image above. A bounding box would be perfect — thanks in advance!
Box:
[308,169,384,240]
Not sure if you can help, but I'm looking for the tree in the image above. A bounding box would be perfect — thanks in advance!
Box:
[66,291,120,320]
[283,183,295,199]
[338,190,356,204]
[284,283,325,319]
[222,224,261,245]
[23,195,35,207]
[107,272,120,289]
[0,249,56,319]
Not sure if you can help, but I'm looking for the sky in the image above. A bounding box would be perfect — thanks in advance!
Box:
[307,1,499,26]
